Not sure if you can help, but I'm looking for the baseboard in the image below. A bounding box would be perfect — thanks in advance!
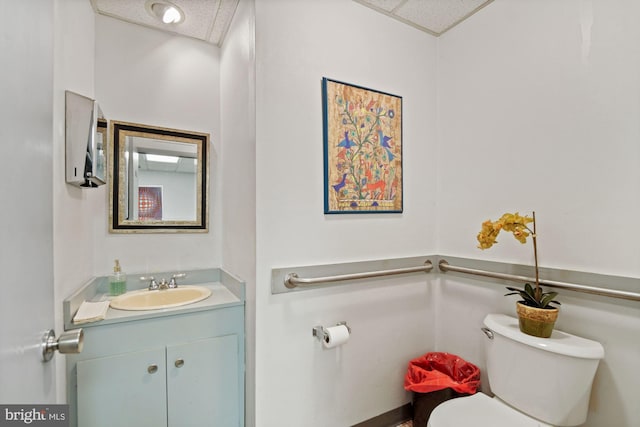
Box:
[352,403,412,427]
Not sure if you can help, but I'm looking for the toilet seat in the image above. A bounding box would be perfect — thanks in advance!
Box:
[427,392,553,427]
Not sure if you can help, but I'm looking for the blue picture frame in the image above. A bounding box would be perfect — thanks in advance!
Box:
[322,78,403,214]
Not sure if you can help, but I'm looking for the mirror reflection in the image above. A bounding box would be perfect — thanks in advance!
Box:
[110,121,209,233]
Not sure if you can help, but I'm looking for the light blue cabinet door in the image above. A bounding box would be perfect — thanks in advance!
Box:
[167,334,239,427]
[77,348,167,427]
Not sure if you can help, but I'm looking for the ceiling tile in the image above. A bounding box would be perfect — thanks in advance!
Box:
[92,0,239,46]
[93,0,491,45]
[396,0,491,34]
[354,0,493,36]
[353,0,406,13]
[208,0,240,45]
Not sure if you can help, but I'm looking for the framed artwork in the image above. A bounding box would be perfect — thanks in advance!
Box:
[322,78,403,214]
[138,186,163,221]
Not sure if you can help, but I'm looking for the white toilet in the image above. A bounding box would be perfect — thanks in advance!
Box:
[427,314,604,427]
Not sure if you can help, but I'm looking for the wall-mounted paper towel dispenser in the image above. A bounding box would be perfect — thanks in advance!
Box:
[65,90,107,188]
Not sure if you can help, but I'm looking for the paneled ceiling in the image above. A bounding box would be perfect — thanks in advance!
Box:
[89,0,493,46]
[354,0,494,36]
[90,0,240,46]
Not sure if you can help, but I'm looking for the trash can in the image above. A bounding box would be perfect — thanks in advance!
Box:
[404,352,480,426]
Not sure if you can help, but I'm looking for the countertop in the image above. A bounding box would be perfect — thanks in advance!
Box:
[63,268,245,330]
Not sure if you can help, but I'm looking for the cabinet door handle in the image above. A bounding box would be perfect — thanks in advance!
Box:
[147,364,158,374]
[174,358,185,368]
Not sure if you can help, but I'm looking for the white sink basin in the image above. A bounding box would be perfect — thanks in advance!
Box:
[110,286,212,311]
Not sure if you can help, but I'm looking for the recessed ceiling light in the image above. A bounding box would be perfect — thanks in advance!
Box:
[145,1,184,24]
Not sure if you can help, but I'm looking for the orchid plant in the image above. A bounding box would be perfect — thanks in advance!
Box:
[477,212,560,309]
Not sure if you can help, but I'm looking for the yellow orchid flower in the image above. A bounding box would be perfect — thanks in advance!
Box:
[476,212,553,309]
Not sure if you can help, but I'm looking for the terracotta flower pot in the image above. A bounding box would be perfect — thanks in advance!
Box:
[516,302,559,338]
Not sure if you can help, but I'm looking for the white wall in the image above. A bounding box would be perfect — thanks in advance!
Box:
[52,0,98,402]
[220,0,256,425]
[94,16,222,274]
[254,0,438,425]
[437,1,640,425]
[437,0,640,275]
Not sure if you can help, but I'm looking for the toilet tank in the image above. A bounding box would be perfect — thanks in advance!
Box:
[483,314,604,426]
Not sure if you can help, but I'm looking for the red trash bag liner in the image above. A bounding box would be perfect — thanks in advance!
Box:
[404,352,480,394]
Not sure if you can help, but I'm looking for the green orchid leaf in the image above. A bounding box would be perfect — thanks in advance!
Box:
[540,294,555,308]
[520,292,538,306]
[505,284,561,308]
[524,283,534,295]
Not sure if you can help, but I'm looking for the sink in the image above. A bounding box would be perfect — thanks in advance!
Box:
[110,286,212,311]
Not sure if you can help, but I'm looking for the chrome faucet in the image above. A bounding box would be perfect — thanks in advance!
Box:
[158,278,170,290]
[140,276,159,290]
[168,273,186,289]
[140,273,186,291]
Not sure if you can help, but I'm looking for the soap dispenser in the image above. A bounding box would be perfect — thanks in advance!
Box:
[109,259,127,296]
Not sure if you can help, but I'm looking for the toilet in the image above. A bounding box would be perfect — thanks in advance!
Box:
[427,314,604,427]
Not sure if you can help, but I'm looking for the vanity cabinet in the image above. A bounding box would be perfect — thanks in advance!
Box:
[66,303,244,427]
[77,335,239,427]
[77,348,166,426]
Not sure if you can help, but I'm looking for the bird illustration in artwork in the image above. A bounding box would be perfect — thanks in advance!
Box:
[377,130,394,161]
[337,131,356,149]
[366,99,376,111]
[332,173,347,193]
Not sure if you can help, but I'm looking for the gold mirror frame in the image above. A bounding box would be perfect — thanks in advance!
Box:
[109,120,209,233]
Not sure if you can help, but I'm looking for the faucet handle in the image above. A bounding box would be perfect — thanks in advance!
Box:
[168,273,186,289]
[140,276,159,290]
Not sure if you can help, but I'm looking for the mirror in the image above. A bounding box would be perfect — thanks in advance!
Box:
[109,121,209,233]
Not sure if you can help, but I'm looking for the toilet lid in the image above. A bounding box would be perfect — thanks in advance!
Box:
[427,393,552,427]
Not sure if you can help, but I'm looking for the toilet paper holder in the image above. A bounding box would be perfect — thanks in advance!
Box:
[312,321,351,343]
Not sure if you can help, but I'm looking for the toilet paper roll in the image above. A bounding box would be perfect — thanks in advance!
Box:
[323,324,350,349]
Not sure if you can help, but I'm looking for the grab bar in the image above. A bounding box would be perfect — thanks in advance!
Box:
[438,259,640,302]
[284,260,433,289]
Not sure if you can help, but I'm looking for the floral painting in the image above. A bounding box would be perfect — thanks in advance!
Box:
[322,78,402,213]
